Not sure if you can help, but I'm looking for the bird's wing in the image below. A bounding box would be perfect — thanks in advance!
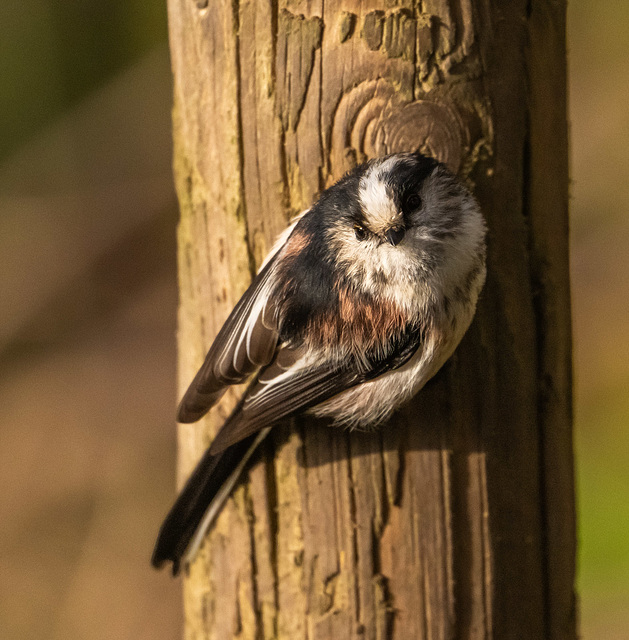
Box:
[177,253,282,423]
[208,323,424,454]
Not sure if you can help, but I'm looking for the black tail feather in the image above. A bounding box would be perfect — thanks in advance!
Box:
[151,432,261,575]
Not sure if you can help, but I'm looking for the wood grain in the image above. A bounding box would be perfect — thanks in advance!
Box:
[166,1,575,638]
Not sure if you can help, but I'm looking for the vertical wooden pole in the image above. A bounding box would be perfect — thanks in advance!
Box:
[166,1,575,638]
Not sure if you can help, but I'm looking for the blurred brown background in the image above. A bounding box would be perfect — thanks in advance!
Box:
[0,3,626,639]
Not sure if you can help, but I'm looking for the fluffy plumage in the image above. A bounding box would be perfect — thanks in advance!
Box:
[152,152,486,574]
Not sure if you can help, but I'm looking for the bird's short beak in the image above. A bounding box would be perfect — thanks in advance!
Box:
[384,226,406,246]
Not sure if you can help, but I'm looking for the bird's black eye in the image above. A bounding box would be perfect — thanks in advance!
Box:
[354,224,367,241]
[403,193,422,212]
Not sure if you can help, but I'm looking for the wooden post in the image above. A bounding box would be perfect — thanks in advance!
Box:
[166,1,575,638]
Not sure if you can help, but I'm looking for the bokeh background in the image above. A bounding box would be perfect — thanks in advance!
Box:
[0,2,626,639]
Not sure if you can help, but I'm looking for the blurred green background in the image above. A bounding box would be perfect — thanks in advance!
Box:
[0,2,626,639]
[570,3,629,637]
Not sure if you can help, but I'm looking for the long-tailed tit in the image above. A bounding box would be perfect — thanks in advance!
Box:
[152,151,487,574]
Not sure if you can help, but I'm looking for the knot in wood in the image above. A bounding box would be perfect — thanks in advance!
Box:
[378,100,467,173]
[330,81,468,178]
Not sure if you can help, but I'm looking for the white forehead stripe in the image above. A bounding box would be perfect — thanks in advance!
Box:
[358,158,402,230]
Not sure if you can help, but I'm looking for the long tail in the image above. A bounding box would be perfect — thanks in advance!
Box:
[151,427,271,575]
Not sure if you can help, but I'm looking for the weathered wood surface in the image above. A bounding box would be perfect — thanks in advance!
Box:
[166,1,575,638]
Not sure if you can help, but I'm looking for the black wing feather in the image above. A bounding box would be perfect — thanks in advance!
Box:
[177,254,281,423]
[208,323,424,455]
[151,430,265,574]
[208,362,359,454]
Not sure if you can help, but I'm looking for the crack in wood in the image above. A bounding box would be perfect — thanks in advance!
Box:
[244,481,265,639]
[321,569,341,615]
[346,437,363,629]
[262,440,280,639]
[276,10,323,132]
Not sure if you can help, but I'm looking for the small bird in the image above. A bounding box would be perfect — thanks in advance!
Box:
[152,151,487,575]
